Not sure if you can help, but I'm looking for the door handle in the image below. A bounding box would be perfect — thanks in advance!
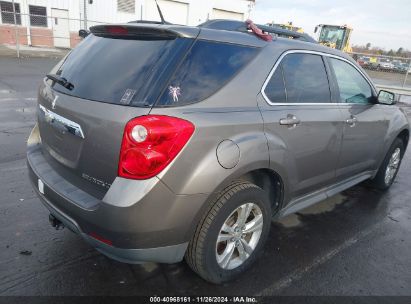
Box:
[346,115,357,127]
[279,114,300,127]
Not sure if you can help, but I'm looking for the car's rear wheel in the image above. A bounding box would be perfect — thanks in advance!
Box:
[370,138,404,190]
[185,181,271,284]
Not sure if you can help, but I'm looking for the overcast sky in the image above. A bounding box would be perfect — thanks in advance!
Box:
[249,0,411,51]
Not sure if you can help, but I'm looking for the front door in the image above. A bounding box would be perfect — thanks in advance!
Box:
[52,8,70,48]
[327,57,389,180]
[259,52,344,201]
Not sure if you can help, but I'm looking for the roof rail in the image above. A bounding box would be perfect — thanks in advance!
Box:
[199,19,317,43]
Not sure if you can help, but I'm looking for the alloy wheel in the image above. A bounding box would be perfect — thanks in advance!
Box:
[385,147,401,185]
[215,203,263,270]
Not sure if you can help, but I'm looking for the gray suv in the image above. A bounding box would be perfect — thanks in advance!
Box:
[27,20,409,284]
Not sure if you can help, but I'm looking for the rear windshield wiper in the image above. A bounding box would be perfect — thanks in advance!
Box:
[46,74,74,90]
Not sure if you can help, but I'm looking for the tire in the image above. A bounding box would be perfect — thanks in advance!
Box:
[370,138,404,190]
[185,181,271,284]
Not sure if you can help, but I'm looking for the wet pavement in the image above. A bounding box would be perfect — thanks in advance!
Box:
[0,57,410,296]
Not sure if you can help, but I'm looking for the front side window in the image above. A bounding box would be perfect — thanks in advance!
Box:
[281,53,331,103]
[29,5,47,27]
[330,58,373,104]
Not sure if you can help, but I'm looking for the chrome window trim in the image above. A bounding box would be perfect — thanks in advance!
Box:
[261,49,377,106]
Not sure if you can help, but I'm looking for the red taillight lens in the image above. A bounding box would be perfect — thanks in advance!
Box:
[105,25,128,35]
[118,115,195,180]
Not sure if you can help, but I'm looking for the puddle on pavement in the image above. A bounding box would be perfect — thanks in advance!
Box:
[275,213,301,228]
[299,193,346,215]
[274,193,347,228]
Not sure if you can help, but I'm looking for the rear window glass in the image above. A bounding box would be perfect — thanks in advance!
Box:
[49,34,192,106]
[155,40,259,107]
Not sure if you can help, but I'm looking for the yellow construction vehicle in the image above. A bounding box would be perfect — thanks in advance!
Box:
[266,21,304,33]
[314,24,353,53]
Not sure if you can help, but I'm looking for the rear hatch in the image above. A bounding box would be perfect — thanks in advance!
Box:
[36,24,198,199]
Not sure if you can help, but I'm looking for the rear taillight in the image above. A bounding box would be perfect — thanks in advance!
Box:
[118,115,195,180]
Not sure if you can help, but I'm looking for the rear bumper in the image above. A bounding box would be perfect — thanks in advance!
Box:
[37,189,187,264]
[27,124,207,264]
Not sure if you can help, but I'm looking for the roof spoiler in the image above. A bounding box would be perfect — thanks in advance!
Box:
[199,19,317,43]
[90,24,180,40]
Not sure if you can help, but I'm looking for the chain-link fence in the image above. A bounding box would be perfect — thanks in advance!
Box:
[348,52,411,89]
[0,3,105,58]
[1,5,411,91]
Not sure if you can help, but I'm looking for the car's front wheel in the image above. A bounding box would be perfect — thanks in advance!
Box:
[370,138,405,190]
[185,181,271,284]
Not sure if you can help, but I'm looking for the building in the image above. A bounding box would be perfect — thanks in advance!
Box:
[0,0,255,48]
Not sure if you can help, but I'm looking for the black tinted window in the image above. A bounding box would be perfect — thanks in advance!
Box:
[50,35,191,106]
[264,65,286,103]
[330,58,372,104]
[29,5,47,27]
[281,53,331,103]
[156,40,259,106]
[0,1,21,24]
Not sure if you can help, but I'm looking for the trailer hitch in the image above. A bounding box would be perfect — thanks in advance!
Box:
[49,214,64,230]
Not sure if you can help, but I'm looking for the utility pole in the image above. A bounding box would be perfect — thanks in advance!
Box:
[247,0,255,19]
[11,0,20,58]
[22,0,31,46]
[403,60,410,88]
[83,0,88,29]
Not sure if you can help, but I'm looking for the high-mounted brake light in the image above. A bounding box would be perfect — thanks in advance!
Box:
[105,25,128,35]
[118,115,195,180]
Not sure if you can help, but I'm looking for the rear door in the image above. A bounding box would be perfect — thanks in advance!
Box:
[259,51,344,201]
[327,57,389,180]
[37,28,194,198]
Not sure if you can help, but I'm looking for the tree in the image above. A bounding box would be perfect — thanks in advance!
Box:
[366,42,371,50]
[396,47,403,55]
[388,49,394,56]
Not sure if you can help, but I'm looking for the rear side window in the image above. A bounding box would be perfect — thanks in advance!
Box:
[277,53,330,103]
[156,40,259,106]
[264,65,286,103]
[264,53,331,104]
[50,34,192,106]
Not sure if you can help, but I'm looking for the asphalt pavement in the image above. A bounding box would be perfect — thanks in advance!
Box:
[0,57,410,296]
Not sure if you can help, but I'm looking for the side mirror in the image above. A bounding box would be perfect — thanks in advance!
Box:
[377,90,396,105]
[79,29,90,39]
[314,26,318,33]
